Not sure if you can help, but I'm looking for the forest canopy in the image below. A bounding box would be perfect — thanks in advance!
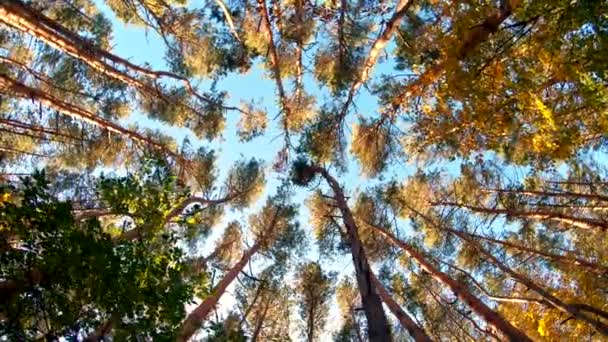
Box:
[1,0,607,340]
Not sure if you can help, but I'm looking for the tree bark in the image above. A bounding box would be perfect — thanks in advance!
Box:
[239,282,265,328]
[434,201,608,231]
[306,295,316,342]
[176,242,260,342]
[311,166,392,341]
[482,188,608,203]
[250,297,271,342]
[256,0,290,124]
[464,231,608,275]
[365,222,532,342]
[0,73,185,164]
[370,272,432,342]
[338,0,414,122]
[453,230,608,337]
[0,0,220,110]
[214,0,241,42]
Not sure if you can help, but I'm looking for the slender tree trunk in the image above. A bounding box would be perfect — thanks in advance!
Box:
[214,0,241,42]
[370,272,432,342]
[294,0,304,100]
[312,166,392,341]
[405,202,608,335]
[0,117,88,144]
[0,73,185,165]
[0,0,219,110]
[255,0,291,124]
[251,297,272,342]
[434,201,608,231]
[482,188,608,203]
[0,1,157,98]
[464,231,608,275]
[0,146,49,158]
[452,230,608,336]
[307,296,316,342]
[366,222,531,342]
[447,260,608,321]
[239,282,265,328]
[177,242,260,342]
[339,0,414,121]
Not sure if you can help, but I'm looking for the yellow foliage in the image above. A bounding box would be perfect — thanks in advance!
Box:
[306,191,335,240]
[531,95,557,130]
[537,317,548,337]
[0,192,10,203]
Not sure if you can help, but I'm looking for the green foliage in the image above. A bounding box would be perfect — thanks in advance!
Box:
[0,171,206,340]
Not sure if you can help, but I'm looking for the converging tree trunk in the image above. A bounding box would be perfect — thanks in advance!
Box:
[310,166,392,341]
[177,242,260,341]
[365,222,532,342]
[462,231,608,275]
[434,201,608,231]
[0,73,185,164]
[452,229,608,336]
[370,272,432,342]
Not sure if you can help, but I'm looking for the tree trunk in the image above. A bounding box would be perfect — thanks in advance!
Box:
[0,1,158,98]
[370,272,432,342]
[366,222,532,342]
[464,231,608,275]
[482,187,608,203]
[213,0,241,41]
[312,166,392,341]
[239,282,265,328]
[0,74,185,165]
[453,230,608,337]
[434,201,608,231]
[255,0,290,122]
[177,242,260,342]
[339,0,414,121]
[306,295,316,342]
[251,297,272,342]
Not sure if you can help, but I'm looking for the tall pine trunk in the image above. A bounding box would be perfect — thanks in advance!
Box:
[452,229,608,336]
[434,201,608,231]
[306,298,315,342]
[367,223,532,342]
[0,74,184,164]
[370,272,432,342]
[177,242,260,341]
[313,166,392,341]
[463,230,608,275]
[250,298,271,342]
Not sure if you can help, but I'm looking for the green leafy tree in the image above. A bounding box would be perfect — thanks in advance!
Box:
[0,170,207,340]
